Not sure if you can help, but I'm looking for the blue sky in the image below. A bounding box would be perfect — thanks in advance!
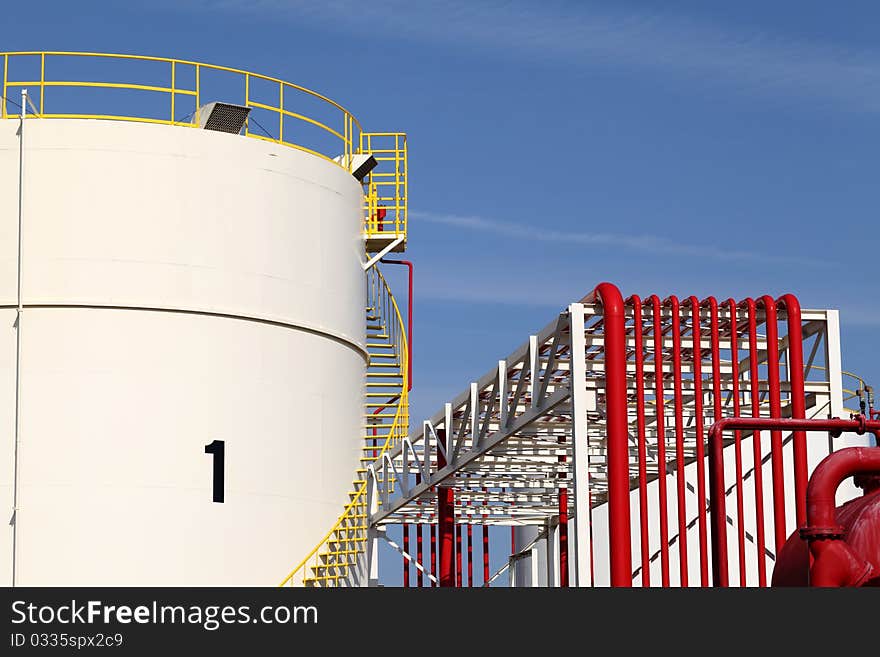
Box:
[5,1,880,585]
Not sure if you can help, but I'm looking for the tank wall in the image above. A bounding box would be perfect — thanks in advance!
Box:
[0,119,366,585]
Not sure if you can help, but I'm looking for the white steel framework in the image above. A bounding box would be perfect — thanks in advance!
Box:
[368,297,853,586]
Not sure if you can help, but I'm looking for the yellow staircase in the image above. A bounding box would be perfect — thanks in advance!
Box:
[280,266,408,587]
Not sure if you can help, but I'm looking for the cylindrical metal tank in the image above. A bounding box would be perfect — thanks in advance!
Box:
[0,118,366,585]
[772,478,880,587]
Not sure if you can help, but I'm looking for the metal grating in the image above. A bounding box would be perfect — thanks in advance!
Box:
[198,102,251,134]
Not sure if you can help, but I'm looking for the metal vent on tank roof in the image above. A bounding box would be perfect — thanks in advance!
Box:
[197,102,251,134]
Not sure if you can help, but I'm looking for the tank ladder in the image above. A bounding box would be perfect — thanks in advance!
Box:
[280,266,408,587]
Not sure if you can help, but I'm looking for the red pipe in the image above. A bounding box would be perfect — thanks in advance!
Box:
[689,296,708,586]
[649,295,671,586]
[628,295,650,587]
[666,296,688,585]
[416,473,424,587]
[403,523,410,587]
[379,259,413,391]
[482,490,490,585]
[582,282,631,586]
[743,298,768,586]
[726,298,747,586]
[482,525,490,585]
[456,525,463,587]
[436,429,455,587]
[708,417,880,586]
[777,294,808,528]
[430,524,437,587]
[802,446,880,586]
[556,432,569,586]
[760,295,787,553]
[558,485,569,587]
[467,523,473,587]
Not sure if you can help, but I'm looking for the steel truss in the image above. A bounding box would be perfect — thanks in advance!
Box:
[367,283,846,586]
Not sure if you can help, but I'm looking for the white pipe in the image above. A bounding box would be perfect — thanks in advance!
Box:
[11,88,27,586]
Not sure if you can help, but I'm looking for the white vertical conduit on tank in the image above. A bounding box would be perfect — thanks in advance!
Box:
[11,88,27,585]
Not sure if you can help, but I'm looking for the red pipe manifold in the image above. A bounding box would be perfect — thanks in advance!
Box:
[589,288,807,587]
[582,282,631,587]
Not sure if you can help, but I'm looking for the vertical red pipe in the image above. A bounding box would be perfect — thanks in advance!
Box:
[668,296,688,586]
[760,296,787,553]
[482,490,490,585]
[649,295,671,586]
[745,299,768,586]
[629,296,650,587]
[557,433,569,587]
[430,524,437,587]
[416,473,424,588]
[558,484,569,587]
[436,429,455,587]
[590,283,631,586]
[482,525,490,585]
[467,523,473,587]
[726,299,747,586]
[456,525,462,587]
[707,411,728,586]
[777,294,808,528]
[403,523,410,587]
[690,296,708,586]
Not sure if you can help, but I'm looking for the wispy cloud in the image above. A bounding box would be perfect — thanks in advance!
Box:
[414,210,816,265]
[174,1,880,111]
[835,306,880,328]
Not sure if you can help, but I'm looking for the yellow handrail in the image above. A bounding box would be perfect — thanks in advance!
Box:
[1,52,408,243]
[0,51,361,168]
[279,267,408,586]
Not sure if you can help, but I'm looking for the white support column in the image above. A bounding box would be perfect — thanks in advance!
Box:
[530,544,540,587]
[825,310,845,421]
[498,360,508,427]
[546,518,560,587]
[529,335,539,409]
[470,382,479,447]
[366,470,380,587]
[823,310,869,505]
[568,303,593,587]
[11,89,28,587]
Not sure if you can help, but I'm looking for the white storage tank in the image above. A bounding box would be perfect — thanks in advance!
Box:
[0,113,368,585]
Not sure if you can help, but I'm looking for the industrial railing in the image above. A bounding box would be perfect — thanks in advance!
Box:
[362,132,408,244]
[1,51,409,245]
[279,266,408,586]
[1,51,360,166]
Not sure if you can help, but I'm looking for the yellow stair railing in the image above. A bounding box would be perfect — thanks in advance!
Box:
[279,266,408,587]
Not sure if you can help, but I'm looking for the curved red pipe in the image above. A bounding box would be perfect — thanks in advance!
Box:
[776,294,807,527]
[648,294,671,586]
[665,295,688,585]
[759,295,787,552]
[725,298,747,586]
[627,294,650,587]
[803,447,880,586]
[583,282,631,586]
[689,295,708,586]
[741,297,768,586]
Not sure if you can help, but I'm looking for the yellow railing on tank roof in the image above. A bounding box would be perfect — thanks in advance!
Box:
[0,51,361,168]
